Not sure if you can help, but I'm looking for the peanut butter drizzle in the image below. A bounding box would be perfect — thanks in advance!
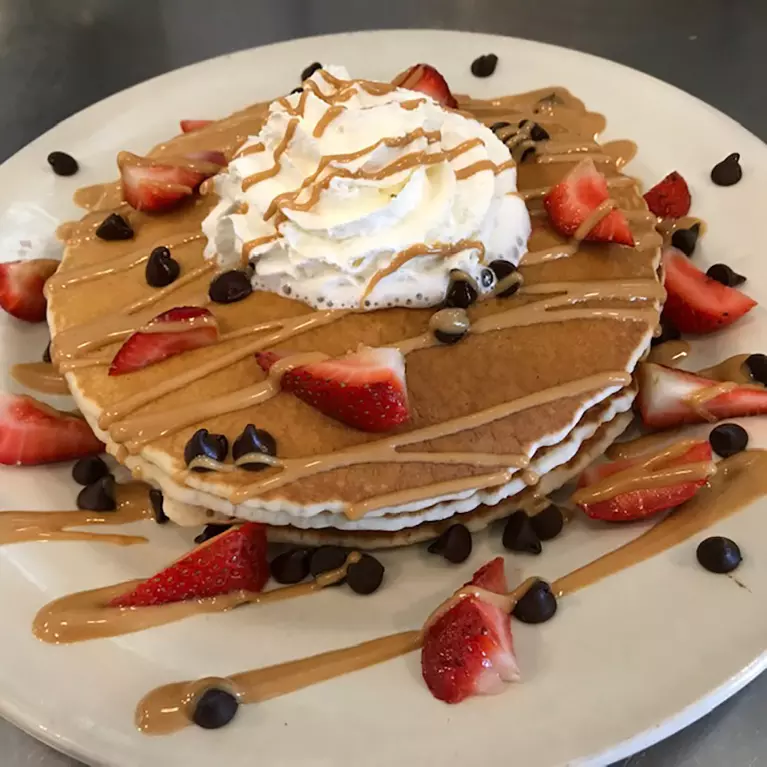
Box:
[233,141,265,159]
[313,105,346,137]
[685,382,741,419]
[242,118,299,191]
[647,340,690,367]
[10,362,69,395]
[0,482,150,546]
[573,199,618,242]
[697,353,754,385]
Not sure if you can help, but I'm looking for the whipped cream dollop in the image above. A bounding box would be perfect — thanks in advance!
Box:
[202,66,531,309]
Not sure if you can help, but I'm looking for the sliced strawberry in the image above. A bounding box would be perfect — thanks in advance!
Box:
[575,440,712,521]
[0,259,58,322]
[644,171,691,219]
[185,149,227,168]
[180,119,213,133]
[543,159,634,245]
[109,522,268,607]
[421,558,519,704]
[256,346,410,432]
[109,306,219,376]
[662,247,756,334]
[0,393,103,465]
[637,361,767,428]
[393,64,458,108]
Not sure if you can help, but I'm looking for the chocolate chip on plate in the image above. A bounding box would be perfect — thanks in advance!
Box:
[708,423,749,458]
[490,121,511,134]
[530,504,565,541]
[470,53,498,78]
[72,455,110,486]
[184,428,229,471]
[488,260,522,298]
[149,488,169,524]
[429,308,470,345]
[194,524,231,545]
[301,61,322,81]
[76,475,116,511]
[512,579,558,624]
[427,523,473,564]
[671,223,700,257]
[192,687,239,730]
[347,554,385,595]
[710,153,743,187]
[745,353,767,386]
[502,510,542,554]
[696,536,742,574]
[309,546,348,579]
[519,146,536,163]
[270,548,311,584]
[445,270,478,309]
[530,123,550,142]
[42,341,52,363]
[95,213,133,241]
[232,424,277,471]
[208,270,253,304]
[47,151,79,177]
[145,246,180,287]
[651,317,682,346]
[706,263,746,287]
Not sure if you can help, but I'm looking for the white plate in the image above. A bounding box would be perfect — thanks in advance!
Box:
[1,29,766,767]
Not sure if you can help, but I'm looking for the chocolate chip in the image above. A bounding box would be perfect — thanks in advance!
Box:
[194,524,231,545]
[480,268,495,289]
[709,423,749,458]
[706,263,746,287]
[301,61,322,81]
[427,523,472,564]
[149,489,168,524]
[710,153,742,186]
[651,317,681,346]
[445,271,478,309]
[192,687,238,730]
[488,260,521,298]
[519,146,536,163]
[470,53,498,78]
[490,121,511,134]
[47,151,78,177]
[42,341,52,363]
[232,424,277,471]
[270,548,311,584]
[184,428,228,471]
[76,475,116,511]
[518,120,529,129]
[530,123,550,142]
[290,87,303,95]
[95,213,133,241]
[145,246,180,287]
[430,308,470,346]
[309,546,348,579]
[72,455,110,486]
[513,580,557,624]
[502,511,542,554]
[671,224,700,257]
[347,554,385,595]
[745,353,767,386]
[530,504,564,541]
[696,536,742,574]
[209,270,252,304]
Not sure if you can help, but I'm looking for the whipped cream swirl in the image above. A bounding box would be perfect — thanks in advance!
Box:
[202,66,531,309]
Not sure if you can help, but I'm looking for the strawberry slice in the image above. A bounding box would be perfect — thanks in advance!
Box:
[662,247,756,334]
[392,64,458,108]
[109,306,219,376]
[180,119,213,133]
[0,393,103,465]
[421,558,519,704]
[643,171,691,219]
[637,361,767,428]
[575,440,712,521]
[543,159,634,245]
[0,259,58,322]
[109,522,268,607]
[256,346,410,432]
[118,151,223,212]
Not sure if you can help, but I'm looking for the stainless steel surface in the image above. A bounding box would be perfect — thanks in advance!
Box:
[1,0,765,765]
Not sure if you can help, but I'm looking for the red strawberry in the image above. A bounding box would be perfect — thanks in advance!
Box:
[180,119,213,133]
[185,149,227,168]
[0,393,103,465]
[0,259,58,322]
[643,171,691,219]
[662,247,756,334]
[256,346,410,432]
[575,440,712,521]
[109,306,219,376]
[393,64,458,108]
[421,558,519,704]
[109,522,268,607]
[543,159,634,245]
[637,361,767,428]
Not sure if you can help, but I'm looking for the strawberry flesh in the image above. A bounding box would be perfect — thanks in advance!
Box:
[180,119,214,133]
[637,361,767,429]
[109,306,219,376]
[662,247,756,334]
[643,171,691,219]
[543,159,633,245]
[109,522,268,607]
[256,346,410,432]
[0,393,103,465]
[393,64,458,108]
[0,259,59,323]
